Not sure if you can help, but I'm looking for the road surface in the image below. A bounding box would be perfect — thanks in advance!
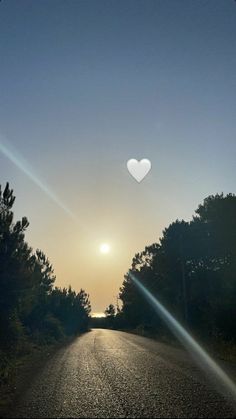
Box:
[7,329,236,418]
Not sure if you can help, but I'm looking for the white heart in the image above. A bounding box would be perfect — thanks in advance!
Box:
[127,159,151,183]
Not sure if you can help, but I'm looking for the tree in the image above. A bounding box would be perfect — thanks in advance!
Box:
[105,304,116,328]
[0,183,33,349]
[105,304,116,318]
[118,193,236,342]
[0,182,91,353]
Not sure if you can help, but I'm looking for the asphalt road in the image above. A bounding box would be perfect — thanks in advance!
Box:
[8,329,236,418]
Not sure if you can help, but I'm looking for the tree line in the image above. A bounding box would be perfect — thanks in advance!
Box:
[0,183,91,362]
[105,193,236,343]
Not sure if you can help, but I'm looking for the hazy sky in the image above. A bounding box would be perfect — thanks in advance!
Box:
[0,0,235,313]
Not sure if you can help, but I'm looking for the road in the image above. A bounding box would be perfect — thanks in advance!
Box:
[7,329,236,418]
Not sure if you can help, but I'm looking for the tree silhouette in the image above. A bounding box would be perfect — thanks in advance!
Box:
[0,182,91,356]
[105,304,116,328]
[119,193,236,342]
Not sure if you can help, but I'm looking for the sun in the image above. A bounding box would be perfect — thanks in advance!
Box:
[100,243,110,254]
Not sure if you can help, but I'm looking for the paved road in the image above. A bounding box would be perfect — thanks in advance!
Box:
[7,329,236,418]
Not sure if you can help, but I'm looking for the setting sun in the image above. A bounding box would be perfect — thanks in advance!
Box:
[99,243,110,254]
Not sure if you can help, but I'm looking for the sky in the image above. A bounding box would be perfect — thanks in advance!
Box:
[0,0,235,314]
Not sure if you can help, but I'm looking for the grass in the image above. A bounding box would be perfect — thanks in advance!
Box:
[124,326,236,364]
[204,339,236,364]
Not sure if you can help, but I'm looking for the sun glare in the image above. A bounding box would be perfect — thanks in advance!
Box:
[100,243,110,254]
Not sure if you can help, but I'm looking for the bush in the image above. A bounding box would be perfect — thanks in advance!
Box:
[43,314,65,342]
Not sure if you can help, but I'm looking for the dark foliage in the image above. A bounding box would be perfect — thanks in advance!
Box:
[0,183,91,355]
[104,304,116,328]
[117,193,236,342]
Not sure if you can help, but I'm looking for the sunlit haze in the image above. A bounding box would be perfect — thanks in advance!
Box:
[0,0,235,313]
[100,243,111,254]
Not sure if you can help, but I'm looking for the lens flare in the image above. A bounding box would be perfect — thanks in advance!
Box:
[129,271,236,405]
[0,136,77,221]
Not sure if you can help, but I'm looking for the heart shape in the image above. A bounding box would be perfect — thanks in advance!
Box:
[127,159,151,183]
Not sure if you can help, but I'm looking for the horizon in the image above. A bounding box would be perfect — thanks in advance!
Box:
[0,0,236,313]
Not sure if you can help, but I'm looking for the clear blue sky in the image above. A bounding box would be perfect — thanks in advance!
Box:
[0,0,236,312]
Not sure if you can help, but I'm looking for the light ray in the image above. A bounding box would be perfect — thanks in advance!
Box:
[0,136,77,221]
[129,271,236,405]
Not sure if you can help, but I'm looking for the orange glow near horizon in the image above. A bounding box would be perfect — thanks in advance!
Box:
[1,0,235,316]
[91,312,106,318]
